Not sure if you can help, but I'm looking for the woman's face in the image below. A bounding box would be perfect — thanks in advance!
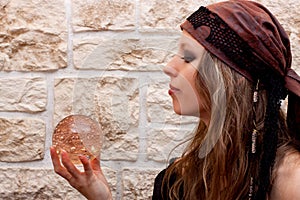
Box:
[163,30,210,125]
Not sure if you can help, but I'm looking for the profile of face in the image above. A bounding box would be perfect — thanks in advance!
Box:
[163,31,210,125]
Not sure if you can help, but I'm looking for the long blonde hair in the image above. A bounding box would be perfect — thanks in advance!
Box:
[163,50,290,200]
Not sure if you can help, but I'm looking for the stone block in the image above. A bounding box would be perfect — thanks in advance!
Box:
[72,0,135,32]
[0,117,45,162]
[122,168,161,200]
[73,36,178,71]
[0,167,116,199]
[139,0,208,31]
[0,0,67,71]
[54,76,139,161]
[147,126,194,162]
[0,77,47,112]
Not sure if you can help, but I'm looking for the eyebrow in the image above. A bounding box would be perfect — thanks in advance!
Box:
[179,41,197,56]
[179,40,189,49]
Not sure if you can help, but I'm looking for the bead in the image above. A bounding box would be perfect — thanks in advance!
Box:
[251,129,257,154]
[253,91,258,103]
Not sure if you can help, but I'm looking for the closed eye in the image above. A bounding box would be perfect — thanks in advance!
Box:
[181,51,195,63]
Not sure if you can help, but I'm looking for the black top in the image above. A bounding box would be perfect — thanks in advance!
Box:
[152,168,167,200]
[152,158,183,200]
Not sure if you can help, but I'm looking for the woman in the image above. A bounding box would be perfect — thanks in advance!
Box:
[51,1,300,199]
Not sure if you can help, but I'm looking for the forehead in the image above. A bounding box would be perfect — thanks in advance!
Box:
[179,30,205,54]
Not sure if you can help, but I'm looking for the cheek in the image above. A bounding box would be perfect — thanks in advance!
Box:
[184,92,202,115]
[172,85,201,116]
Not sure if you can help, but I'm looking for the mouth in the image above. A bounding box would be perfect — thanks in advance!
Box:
[168,84,180,95]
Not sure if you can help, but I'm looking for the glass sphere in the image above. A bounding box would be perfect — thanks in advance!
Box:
[52,115,103,164]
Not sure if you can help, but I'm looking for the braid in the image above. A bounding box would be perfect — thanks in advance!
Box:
[255,75,287,199]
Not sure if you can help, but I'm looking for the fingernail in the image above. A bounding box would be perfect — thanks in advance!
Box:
[79,154,89,160]
[61,150,68,156]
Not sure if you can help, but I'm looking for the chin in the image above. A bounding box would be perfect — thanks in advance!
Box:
[173,108,200,117]
[174,109,182,115]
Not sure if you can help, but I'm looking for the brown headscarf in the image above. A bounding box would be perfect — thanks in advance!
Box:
[180,0,300,199]
[208,1,291,80]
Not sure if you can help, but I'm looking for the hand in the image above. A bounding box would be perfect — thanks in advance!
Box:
[50,147,112,200]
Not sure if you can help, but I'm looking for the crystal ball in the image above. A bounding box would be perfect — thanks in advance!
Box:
[52,115,103,164]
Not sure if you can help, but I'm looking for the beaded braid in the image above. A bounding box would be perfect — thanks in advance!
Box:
[255,75,287,199]
[248,80,260,200]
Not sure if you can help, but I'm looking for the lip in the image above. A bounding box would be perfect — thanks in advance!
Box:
[168,84,180,95]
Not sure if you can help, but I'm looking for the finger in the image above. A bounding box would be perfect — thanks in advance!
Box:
[50,147,73,180]
[90,157,107,180]
[90,157,101,171]
[50,146,61,167]
[61,150,81,179]
[50,146,66,171]
[79,155,93,176]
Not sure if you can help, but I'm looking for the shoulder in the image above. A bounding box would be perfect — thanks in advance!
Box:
[270,150,300,200]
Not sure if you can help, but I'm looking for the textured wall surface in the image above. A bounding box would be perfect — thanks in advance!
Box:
[0,0,299,199]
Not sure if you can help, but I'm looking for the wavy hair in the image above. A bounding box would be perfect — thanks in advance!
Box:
[163,50,290,200]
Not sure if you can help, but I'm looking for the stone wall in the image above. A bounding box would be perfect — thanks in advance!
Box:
[0,0,299,199]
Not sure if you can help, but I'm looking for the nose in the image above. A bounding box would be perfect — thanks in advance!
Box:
[163,56,178,77]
